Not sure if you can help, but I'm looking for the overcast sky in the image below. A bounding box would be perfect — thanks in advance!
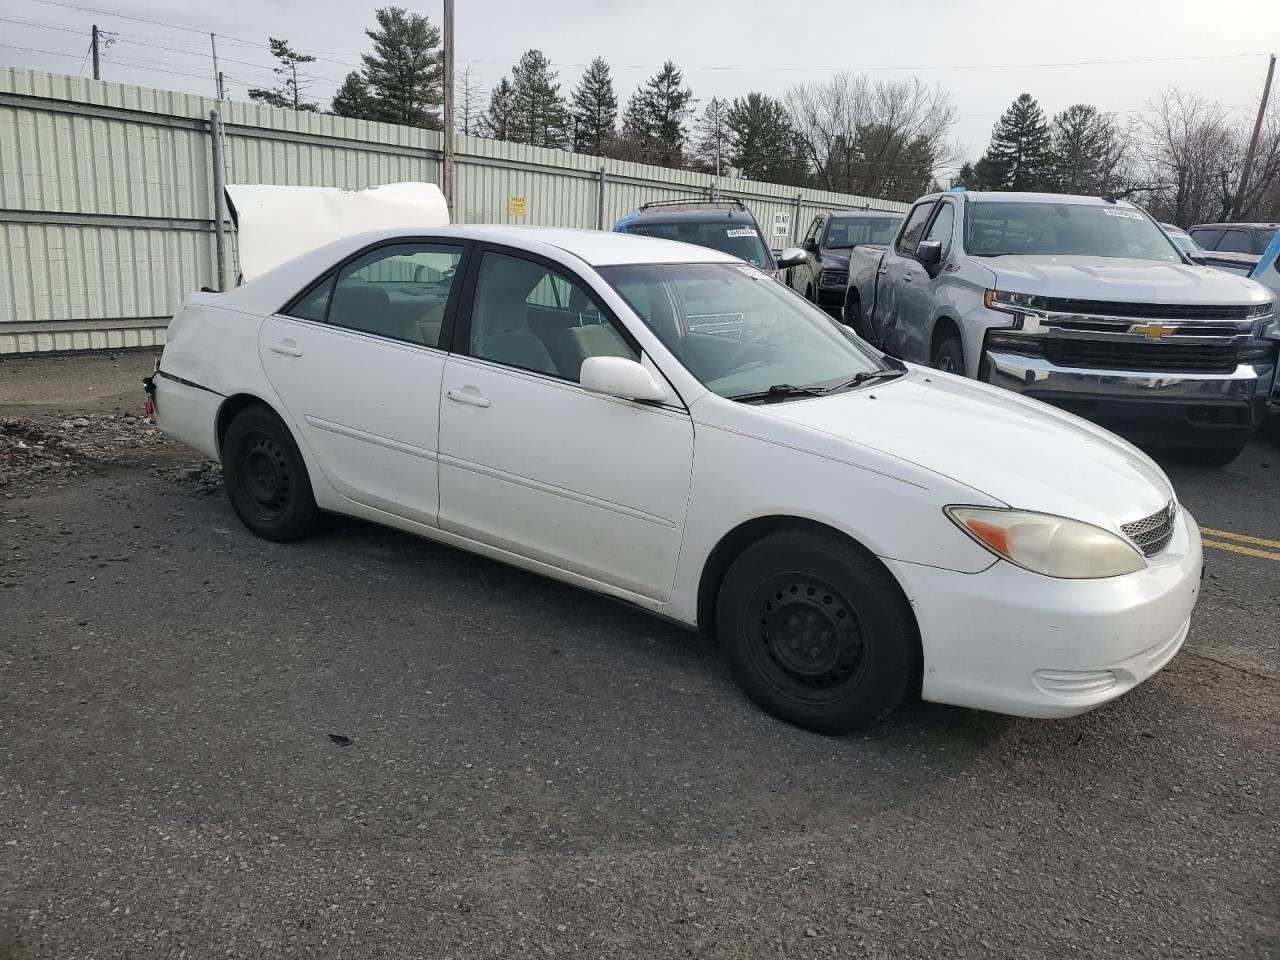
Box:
[5,0,1277,175]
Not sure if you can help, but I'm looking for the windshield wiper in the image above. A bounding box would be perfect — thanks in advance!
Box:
[727,383,829,403]
[825,369,906,392]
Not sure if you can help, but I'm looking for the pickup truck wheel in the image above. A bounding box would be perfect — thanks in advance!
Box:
[805,284,815,303]
[716,529,920,734]
[223,406,323,542]
[844,294,868,338]
[931,336,965,375]
[1168,444,1246,467]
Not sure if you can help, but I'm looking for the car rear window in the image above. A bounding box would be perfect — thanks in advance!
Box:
[628,219,773,269]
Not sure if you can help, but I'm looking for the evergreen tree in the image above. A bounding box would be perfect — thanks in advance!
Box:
[1050,104,1124,195]
[360,6,443,128]
[248,38,318,112]
[973,93,1052,191]
[507,49,569,148]
[955,161,978,189]
[619,61,695,167]
[569,56,617,155]
[690,97,730,175]
[483,78,517,141]
[726,92,807,184]
[331,71,375,119]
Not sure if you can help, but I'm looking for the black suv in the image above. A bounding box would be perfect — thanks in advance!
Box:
[784,211,904,315]
[613,199,794,277]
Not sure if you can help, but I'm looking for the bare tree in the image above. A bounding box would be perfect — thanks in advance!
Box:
[1137,90,1237,226]
[455,64,485,136]
[785,73,957,200]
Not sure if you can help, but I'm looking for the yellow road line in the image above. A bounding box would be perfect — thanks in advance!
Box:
[1199,526,1280,550]
[1200,539,1280,562]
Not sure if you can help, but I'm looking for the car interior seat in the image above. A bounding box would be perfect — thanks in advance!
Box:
[472,259,558,376]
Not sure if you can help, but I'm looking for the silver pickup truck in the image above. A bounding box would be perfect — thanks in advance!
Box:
[842,190,1278,465]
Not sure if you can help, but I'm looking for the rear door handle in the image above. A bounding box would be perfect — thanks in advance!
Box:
[446,388,490,408]
[269,341,303,357]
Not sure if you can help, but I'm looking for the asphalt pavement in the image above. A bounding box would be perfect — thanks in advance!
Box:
[1,352,1277,959]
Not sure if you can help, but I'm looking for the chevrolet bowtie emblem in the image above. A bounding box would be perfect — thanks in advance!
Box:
[1131,321,1175,339]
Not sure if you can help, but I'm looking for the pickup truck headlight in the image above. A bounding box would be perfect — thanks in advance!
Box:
[984,289,1050,315]
[946,506,1147,579]
[1246,300,1276,322]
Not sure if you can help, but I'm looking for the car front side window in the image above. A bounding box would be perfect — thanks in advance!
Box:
[469,251,638,382]
[896,202,936,256]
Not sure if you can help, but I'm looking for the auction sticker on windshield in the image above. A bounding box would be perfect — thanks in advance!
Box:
[726,228,758,238]
[1103,209,1144,219]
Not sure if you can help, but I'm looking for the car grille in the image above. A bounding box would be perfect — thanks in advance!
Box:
[1043,339,1237,373]
[1035,297,1252,321]
[1121,501,1178,557]
[820,268,847,286]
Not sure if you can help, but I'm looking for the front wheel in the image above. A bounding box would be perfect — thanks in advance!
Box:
[716,529,920,734]
[1168,443,1246,467]
[222,406,323,541]
[931,335,965,375]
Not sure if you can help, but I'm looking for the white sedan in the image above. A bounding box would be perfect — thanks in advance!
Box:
[150,225,1202,733]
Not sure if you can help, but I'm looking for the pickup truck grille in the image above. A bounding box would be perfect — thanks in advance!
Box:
[1033,298,1252,321]
[1043,339,1237,373]
[1121,502,1177,558]
[820,268,847,286]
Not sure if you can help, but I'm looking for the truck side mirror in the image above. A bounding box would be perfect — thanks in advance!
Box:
[915,240,943,267]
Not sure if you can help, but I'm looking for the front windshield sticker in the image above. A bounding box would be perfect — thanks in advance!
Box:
[687,312,745,339]
[734,264,769,280]
[726,227,759,238]
[1102,209,1144,219]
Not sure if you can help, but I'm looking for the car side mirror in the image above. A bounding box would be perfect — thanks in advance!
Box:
[777,246,807,268]
[580,356,666,403]
[915,240,943,267]
[803,238,819,253]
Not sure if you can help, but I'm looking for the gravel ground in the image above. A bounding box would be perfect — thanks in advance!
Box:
[0,354,1277,959]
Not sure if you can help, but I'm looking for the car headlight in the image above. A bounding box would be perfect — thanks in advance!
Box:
[984,289,1049,315]
[945,506,1146,579]
[1246,300,1276,322]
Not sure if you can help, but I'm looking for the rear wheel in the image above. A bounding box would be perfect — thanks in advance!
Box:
[931,335,965,375]
[716,529,920,734]
[222,406,322,541]
[1168,443,1246,467]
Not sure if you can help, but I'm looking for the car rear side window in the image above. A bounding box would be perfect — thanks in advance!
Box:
[328,243,463,347]
[895,202,936,256]
[284,274,335,322]
[1218,229,1253,254]
[1188,228,1221,250]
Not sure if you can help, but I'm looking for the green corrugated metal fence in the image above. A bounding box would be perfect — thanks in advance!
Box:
[0,66,907,355]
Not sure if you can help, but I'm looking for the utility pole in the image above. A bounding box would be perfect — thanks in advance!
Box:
[209,32,222,101]
[91,24,100,80]
[1234,53,1276,221]
[441,0,455,217]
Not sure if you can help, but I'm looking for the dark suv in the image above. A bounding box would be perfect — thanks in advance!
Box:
[784,211,904,315]
[613,199,787,276]
[1189,222,1279,256]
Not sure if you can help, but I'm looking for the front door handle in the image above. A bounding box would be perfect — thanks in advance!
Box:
[902,274,914,282]
[269,340,304,357]
[446,388,490,408]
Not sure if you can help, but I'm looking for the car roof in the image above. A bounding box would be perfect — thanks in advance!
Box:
[620,207,759,225]
[946,191,1143,208]
[828,210,904,220]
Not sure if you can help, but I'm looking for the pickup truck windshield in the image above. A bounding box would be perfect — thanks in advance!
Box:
[823,216,903,249]
[965,202,1181,262]
[626,221,774,269]
[599,262,888,400]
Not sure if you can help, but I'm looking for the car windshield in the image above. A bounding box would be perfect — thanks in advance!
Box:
[627,220,774,269]
[965,202,1181,262]
[1165,228,1199,253]
[598,262,890,400]
[823,215,904,248]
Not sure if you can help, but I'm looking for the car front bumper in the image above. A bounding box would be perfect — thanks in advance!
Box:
[884,505,1202,719]
[982,350,1275,446]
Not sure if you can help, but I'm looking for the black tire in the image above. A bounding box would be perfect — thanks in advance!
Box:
[931,334,965,375]
[1168,443,1246,467]
[805,284,815,304]
[222,405,322,541]
[716,528,920,734]
[844,293,868,338]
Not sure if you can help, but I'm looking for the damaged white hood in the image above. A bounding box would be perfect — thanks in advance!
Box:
[225,181,450,282]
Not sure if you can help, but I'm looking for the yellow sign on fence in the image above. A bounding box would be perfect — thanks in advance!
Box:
[508,196,528,217]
